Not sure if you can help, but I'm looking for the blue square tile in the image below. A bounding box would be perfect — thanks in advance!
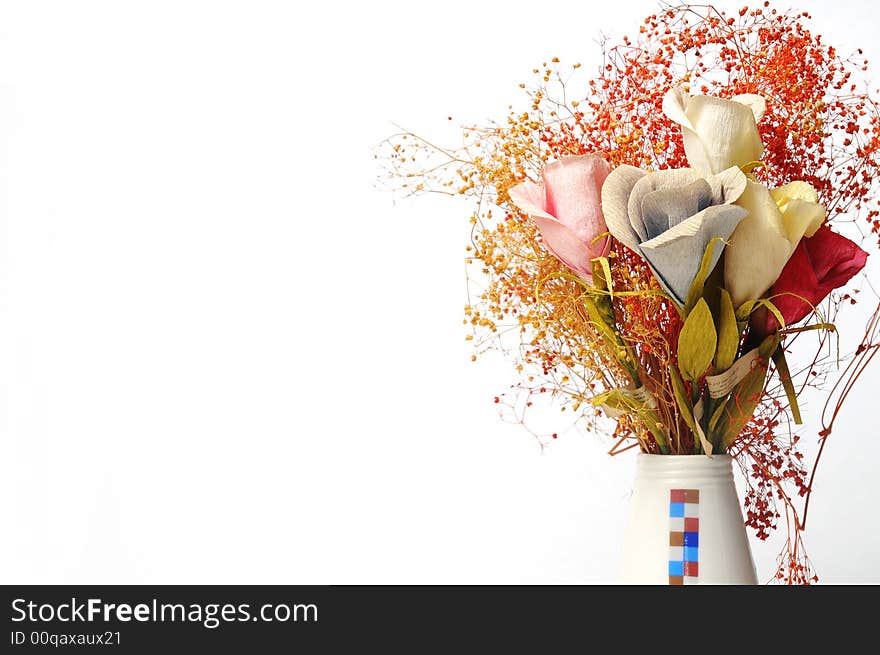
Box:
[684,546,699,562]
[669,502,685,518]
[669,560,684,576]
[683,531,699,547]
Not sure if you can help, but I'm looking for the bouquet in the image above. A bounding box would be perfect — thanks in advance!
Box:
[380,3,879,583]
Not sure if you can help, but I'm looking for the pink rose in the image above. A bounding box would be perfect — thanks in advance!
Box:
[508,155,611,281]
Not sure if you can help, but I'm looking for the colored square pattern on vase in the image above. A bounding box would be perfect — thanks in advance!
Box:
[668,489,699,585]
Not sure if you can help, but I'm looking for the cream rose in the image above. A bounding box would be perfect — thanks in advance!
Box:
[662,87,766,175]
[724,180,826,307]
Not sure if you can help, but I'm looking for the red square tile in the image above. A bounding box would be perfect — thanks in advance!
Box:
[684,561,699,577]
[684,517,699,532]
[670,489,686,503]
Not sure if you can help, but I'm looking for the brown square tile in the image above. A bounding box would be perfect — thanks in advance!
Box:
[669,531,684,546]
[684,489,700,503]
[668,576,684,586]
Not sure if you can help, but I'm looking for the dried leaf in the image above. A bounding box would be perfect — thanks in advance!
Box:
[669,366,695,430]
[708,398,729,431]
[735,298,758,323]
[684,237,723,316]
[772,346,802,425]
[715,288,739,371]
[677,298,717,381]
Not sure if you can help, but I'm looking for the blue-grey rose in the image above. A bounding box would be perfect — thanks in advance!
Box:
[601,166,748,304]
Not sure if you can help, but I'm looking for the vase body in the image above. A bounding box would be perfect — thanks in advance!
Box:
[618,454,757,584]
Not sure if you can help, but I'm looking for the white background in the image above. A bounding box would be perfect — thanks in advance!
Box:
[1,0,878,584]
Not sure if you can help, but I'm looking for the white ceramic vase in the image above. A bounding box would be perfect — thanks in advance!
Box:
[617,453,758,584]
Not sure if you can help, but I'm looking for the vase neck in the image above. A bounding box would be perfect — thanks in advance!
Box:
[635,454,733,485]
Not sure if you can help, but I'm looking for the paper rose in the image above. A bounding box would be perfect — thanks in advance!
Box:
[724,180,826,307]
[750,225,868,338]
[601,165,748,304]
[662,87,766,175]
[507,155,611,281]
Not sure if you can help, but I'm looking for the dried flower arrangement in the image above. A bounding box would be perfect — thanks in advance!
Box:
[379,2,880,583]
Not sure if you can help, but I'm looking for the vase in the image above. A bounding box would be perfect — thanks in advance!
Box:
[617,453,758,584]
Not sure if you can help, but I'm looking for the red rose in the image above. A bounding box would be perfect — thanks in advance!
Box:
[750,225,868,338]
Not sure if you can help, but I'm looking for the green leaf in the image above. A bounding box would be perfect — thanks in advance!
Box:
[591,257,609,291]
[642,411,670,455]
[741,160,767,176]
[772,346,802,425]
[708,398,729,432]
[677,298,717,381]
[595,257,614,301]
[779,322,836,336]
[684,238,723,316]
[734,297,786,329]
[734,298,758,323]
[583,296,616,344]
[669,366,695,431]
[756,298,786,331]
[717,364,768,448]
[759,333,783,360]
[715,288,739,372]
[589,260,618,327]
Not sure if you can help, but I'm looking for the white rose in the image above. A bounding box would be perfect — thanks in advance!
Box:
[662,87,766,175]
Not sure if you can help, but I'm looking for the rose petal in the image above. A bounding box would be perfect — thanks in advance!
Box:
[730,93,766,122]
[724,181,793,307]
[627,168,701,242]
[780,198,825,243]
[529,213,606,280]
[770,180,819,210]
[684,95,765,174]
[508,179,550,218]
[661,87,694,131]
[706,166,748,205]
[508,183,598,279]
[766,243,820,332]
[639,178,712,238]
[541,155,610,242]
[807,225,868,283]
[600,164,645,252]
[639,204,748,305]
